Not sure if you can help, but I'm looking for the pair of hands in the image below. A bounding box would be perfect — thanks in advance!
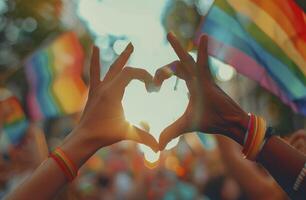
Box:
[76,33,249,153]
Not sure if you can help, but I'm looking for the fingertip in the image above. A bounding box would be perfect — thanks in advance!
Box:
[152,70,163,87]
[159,142,166,151]
[200,34,207,41]
[91,45,100,65]
[158,133,167,151]
[93,45,100,54]
[146,83,160,93]
[200,35,208,49]
[167,31,176,41]
[148,138,159,153]
[126,42,134,53]
[152,143,160,153]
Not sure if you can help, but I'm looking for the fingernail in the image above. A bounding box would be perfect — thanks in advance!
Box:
[169,31,175,36]
[125,42,134,52]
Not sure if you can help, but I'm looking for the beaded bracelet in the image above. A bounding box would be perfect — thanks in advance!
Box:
[293,162,306,191]
[49,147,78,181]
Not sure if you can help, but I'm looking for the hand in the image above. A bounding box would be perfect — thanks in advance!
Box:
[63,44,159,161]
[155,33,249,150]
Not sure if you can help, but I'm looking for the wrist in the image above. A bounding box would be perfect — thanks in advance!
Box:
[59,127,100,169]
[227,111,249,145]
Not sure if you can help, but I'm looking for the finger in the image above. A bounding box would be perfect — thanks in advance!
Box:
[153,61,187,87]
[115,67,153,90]
[197,35,212,80]
[159,114,188,150]
[167,32,194,63]
[167,32,195,76]
[89,46,101,89]
[103,43,134,83]
[126,125,159,152]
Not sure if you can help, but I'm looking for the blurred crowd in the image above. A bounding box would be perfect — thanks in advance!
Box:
[0,0,305,199]
[0,120,219,200]
[1,112,305,200]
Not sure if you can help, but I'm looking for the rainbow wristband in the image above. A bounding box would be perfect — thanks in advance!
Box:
[247,117,267,160]
[242,114,268,161]
[49,147,78,181]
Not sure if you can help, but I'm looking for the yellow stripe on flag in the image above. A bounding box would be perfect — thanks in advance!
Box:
[227,0,306,75]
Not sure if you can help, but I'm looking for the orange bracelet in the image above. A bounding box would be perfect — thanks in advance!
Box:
[243,115,267,160]
[242,113,256,155]
[244,115,257,158]
[49,147,78,181]
[247,117,267,160]
[243,115,258,157]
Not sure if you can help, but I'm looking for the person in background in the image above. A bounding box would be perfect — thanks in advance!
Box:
[204,174,244,200]
[0,124,49,197]
[214,129,306,200]
[216,135,288,200]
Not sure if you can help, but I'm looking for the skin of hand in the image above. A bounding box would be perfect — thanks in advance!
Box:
[61,44,159,167]
[4,46,159,200]
[154,33,249,150]
[287,130,306,155]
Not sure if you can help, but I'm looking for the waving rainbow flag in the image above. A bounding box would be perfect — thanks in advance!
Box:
[0,91,28,148]
[25,32,87,120]
[196,0,306,115]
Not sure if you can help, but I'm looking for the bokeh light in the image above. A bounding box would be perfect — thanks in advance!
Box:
[22,17,37,32]
[212,58,236,82]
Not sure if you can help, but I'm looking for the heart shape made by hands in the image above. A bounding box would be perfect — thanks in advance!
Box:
[122,76,189,163]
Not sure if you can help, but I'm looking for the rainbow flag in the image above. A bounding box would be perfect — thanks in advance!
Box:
[0,91,28,147]
[196,0,306,115]
[25,32,87,120]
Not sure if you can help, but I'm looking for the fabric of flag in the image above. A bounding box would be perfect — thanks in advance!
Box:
[0,93,28,146]
[196,0,306,115]
[25,32,87,120]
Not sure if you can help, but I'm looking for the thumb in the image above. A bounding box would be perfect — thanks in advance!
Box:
[159,114,188,150]
[125,125,159,152]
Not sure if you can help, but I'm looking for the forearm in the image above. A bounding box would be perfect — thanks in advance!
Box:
[5,128,99,200]
[257,136,306,198]
[5,158,67,200]
[225,113,306,198]
[217,136,286,199]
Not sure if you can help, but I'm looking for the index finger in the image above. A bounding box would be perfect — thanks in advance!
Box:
[103,43,134,83]
[167,32,194,62]
[89,46,101,89]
